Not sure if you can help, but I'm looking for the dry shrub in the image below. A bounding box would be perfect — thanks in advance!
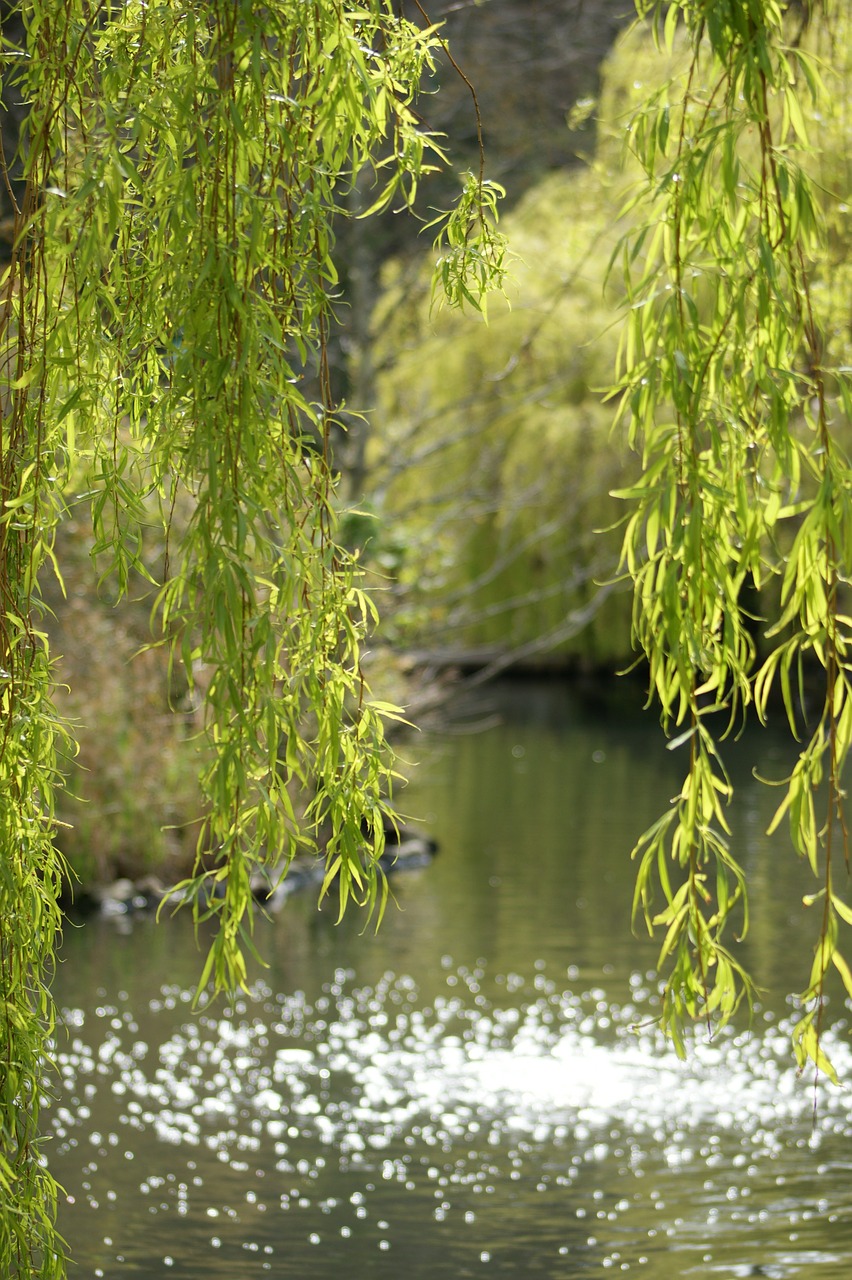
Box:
[42,510,204,888]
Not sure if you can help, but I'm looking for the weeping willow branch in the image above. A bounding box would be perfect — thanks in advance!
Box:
[612,0,852,1072]
[0,1,506,1274]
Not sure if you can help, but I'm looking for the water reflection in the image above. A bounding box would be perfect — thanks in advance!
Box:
[48,682,852,1278]
[48,962,852,1279]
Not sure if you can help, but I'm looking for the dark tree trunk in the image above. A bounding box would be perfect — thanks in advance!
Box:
[0,2,27,259]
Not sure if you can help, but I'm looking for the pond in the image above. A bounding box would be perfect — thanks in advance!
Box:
[47,680,852,1278]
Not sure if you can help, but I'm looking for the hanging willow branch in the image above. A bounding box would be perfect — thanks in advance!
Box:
[0,2,506,1274]
[612,0,852,1072]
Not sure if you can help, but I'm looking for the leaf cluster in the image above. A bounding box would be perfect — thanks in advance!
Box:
[0,2,506,1274]
[611,0,852,1068]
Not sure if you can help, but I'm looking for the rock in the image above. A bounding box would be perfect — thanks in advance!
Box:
[68,824,439,922]
[250,859,326,913]
[378,830,439,876]
[252,824,440,912]
[97,878,136,913]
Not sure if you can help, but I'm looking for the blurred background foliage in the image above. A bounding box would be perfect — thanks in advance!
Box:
[42,496,205,886]
[36,2,850,885]
[363,164,629,666]
[357,9,851,671]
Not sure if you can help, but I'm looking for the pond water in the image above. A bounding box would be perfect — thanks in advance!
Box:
[47,680,852,1278]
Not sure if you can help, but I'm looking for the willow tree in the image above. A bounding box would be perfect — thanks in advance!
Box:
[614,0,852,1071]
[0,2,505,1274]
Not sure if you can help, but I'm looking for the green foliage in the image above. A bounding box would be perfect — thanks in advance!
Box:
[611,0,852,1068]
[0,640,68,1278]
[39,506,204,883]
[428,171,511,316]
[360,1,851,1074]
[369,167,633,664]
[0,2,504,1274]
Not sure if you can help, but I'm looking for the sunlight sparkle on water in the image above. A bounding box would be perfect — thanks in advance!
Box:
[47,963,852,1278]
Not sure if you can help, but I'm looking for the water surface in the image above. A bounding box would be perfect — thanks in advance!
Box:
[48,681,852,1278]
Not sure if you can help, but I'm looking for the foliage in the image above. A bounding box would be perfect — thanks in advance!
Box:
[361,0,852,1074]
[42,506,204,883]
[611,0,852,1069]
[0,1,504,1274]
[367,167,633,667]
